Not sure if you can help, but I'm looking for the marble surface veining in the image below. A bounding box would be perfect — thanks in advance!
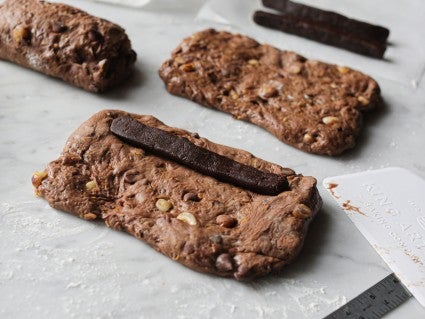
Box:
[1,0,425,318]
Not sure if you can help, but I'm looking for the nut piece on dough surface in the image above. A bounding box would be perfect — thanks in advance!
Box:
[33,110,322,280]
[159,29,382,156]
[0,0,136,92]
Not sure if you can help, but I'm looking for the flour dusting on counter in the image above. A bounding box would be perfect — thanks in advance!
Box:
[0,200,346,318]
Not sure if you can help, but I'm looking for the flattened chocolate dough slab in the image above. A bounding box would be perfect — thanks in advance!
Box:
[159,29,381,156]
[262,0,389,43]
[0,0,136,92]
[253,11,386,59]
[34,110,322,280]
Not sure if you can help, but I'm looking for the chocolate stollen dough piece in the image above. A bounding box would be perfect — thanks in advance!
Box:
[33,110,322,280]
[253,11,386,59]
[0,0,136,92]
[159,29,382,156]
[262,0,390,43]
[110,115,289,195]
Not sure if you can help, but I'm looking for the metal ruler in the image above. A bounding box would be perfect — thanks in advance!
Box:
[324,273,412,319]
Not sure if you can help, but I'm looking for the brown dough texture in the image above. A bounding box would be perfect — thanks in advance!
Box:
[159,29,381,155]
[0,0,136,92]
[34,110,322,280]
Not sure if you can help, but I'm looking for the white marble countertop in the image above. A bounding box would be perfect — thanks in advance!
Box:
[1,0,425,318]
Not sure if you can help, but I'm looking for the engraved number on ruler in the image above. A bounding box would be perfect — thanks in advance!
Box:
[324,273,411,319]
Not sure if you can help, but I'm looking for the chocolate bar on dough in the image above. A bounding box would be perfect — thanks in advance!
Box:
[32,110,321,280]
[0,0,136,92]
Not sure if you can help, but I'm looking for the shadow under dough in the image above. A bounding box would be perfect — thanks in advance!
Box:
[334,97,390,161]
[244,206,332,286]
[102,63,145,101]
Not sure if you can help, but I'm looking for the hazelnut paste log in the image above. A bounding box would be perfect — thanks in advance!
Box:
[0,0,136,92]
[33,110,322,280]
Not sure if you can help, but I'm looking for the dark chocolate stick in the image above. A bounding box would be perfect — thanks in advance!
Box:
[253,11,386,59]
[110,116,289,196]
[262,0,389,43]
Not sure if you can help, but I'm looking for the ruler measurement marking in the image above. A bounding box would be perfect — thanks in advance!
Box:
[324,274,411,319]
